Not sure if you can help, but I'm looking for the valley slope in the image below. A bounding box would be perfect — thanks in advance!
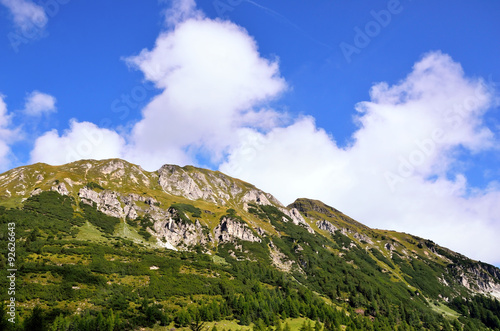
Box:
[0,159,499,330]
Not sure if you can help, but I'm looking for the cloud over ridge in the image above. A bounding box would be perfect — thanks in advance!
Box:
[26,1,500,265]
[221,51,499,264]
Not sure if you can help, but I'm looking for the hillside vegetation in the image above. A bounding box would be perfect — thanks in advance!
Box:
[0,159,499,330]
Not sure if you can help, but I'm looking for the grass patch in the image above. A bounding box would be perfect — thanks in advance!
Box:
[429,301,460,319]
[75,221,109,243]
[212,255,229,266]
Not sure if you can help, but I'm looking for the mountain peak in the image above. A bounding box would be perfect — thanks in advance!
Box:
[289,197,370,232]
[2,158,500,329]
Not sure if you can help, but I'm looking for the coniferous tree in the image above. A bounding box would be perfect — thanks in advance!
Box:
[23,306,45,331]
[0,303,10,331]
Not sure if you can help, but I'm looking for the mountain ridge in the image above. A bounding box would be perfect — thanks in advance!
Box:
[1,158,500,330]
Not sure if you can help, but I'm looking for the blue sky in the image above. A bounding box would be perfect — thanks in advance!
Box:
[1,0,499,266]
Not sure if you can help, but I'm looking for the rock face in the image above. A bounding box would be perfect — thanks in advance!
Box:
[242,189,282,207]
[214,217,262,243]
[157,165,282,207]
[316,220,337,234]
[158,165,211,202]
[154,210,210,249]
[269,240,294,272]
[281,208,314,234]
[51,182,69,196]
[453,263,500,300]
[353,232,373,244]
[78,187,125,219]
[30,188,43,196]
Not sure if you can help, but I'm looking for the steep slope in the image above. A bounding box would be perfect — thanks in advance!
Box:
[1,159,499,330]
[0,159,287,250]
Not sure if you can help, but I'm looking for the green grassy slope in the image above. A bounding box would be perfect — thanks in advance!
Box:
[0,160,499,330]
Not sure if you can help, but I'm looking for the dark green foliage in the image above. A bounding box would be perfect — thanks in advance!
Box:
[449,295,500,330]
[134,214,155,240]
[18,191,84,236]
[332,231,352,248]
[79,201,120,234]
[220,208,245,223]
[398,257,450,299]
[85,181,104,190]
[138,228,152,240]
[369,248,394,269]
[23,306,45,331]
[1,190,499,331]
[170,203,202,224]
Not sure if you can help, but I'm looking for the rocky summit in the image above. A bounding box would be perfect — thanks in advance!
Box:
[0,159,499,330]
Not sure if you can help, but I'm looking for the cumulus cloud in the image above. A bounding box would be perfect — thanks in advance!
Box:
[31,0,286,170]
[221,51,500,264]
[163,0,202,27]
[23,90,57,116]
[124,6,287,169]
[0,0,47,32]
[30,120,125,165]
[0,94,21,171]
[0,96,11,169]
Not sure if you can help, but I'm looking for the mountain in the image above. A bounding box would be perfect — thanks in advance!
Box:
[1,159,499,330]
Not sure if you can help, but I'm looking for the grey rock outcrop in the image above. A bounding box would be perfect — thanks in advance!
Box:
[269,240,294,272]
[101,160,125,175]
[157,165,283,208]
[51,182,69,196]
[316,220,337,234]
[214,217,262,243]
[154,211,210,249]
[452,264,500,300]
[158,165,226,205]
[281,208,314,234]
[30,188,42,196]
[385,242,394,251]
[78,187,124,219]
[242,189,282,207]
[353,232,373,244]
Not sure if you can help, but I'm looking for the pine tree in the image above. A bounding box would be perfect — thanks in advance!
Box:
[49,314,71,331]
[106,309,115,331]
[299,320,313,331]
[23,306,45,331]
[96,311,106,331]
[0,302,11,331]
[253,318,267,331]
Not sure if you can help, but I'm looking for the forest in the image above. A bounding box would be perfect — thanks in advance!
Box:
[0,192,499,330]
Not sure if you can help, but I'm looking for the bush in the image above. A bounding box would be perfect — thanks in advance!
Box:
[85,182,105,190]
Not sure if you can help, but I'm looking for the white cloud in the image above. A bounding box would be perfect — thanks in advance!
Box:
[0,0,47,32]
[30,0,286,170]
[0,96,11,169]
[23,90,57,116]
[163,0,202,27]
[124,12,287,169]
[0,94,21,171]
[30,120,125,166]
[221,51,500,265]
